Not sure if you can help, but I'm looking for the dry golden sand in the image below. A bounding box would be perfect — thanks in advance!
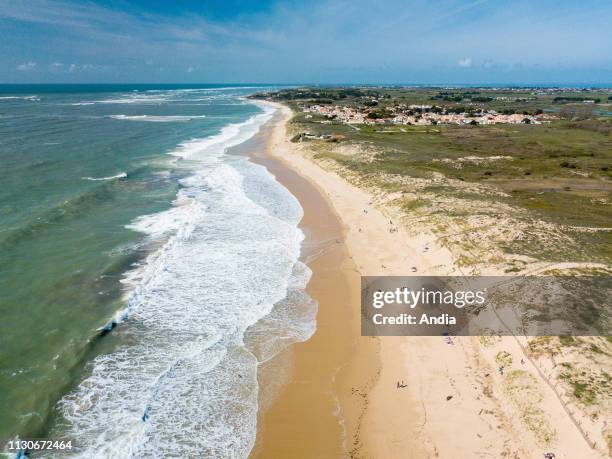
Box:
[246,103,606,458]
[247,112,382,458]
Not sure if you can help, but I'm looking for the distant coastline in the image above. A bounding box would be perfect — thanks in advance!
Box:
[1,82,611,94]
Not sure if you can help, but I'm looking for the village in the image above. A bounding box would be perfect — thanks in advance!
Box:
[302,102,555,126]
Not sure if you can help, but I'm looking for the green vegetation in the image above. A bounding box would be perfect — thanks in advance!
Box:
[505,370,556,445]
[559,336,580,347]
[559,370,610,406]
[495,350,513,367]
[307,122,611,261]
[254,86,612,116]
[527,336,612,409]
[255,87,612,265]
[478,335,499,347]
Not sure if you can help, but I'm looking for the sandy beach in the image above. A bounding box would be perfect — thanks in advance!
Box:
[247,102,607,458]
[243,112,380,458]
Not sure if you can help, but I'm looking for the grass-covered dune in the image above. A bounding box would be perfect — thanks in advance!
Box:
[255,87,612,266]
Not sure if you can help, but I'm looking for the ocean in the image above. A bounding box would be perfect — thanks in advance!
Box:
[0,85,316,457]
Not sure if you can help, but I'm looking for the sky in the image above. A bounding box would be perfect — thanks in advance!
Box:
[0,0,610,84]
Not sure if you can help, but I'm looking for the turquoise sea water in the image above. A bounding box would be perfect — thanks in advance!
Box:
[0,85,315,456]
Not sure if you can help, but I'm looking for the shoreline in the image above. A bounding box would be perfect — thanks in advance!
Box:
[250,102,434,458]
[244,107,381,458]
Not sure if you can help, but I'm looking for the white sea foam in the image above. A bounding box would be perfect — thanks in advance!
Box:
[82,172,127,181]
[49,99,316,458]
[144,87,266,93]
[169,102,275,161]
[74,88,267,106]
[84,95,171,105]
[108,115,207,122]
[0,95,39,101]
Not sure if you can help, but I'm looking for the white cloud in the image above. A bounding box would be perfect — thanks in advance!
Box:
[47,62,96,73]
[17,61,37,71]
[2,0,611,83]
[458,57,472,68]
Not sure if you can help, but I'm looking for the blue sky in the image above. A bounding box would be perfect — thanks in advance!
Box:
[0,0,610,84]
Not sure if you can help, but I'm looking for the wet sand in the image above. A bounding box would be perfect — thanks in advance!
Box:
[240,110,380,458]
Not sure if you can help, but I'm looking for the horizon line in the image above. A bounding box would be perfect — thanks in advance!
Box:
[1,82,612,88]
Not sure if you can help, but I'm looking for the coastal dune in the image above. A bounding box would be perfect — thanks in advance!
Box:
[248,102,605,458]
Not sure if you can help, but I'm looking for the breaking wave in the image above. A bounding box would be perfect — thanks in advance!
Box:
[108,115,207,122]
[0,95,39,101]
[47,101,317,458]
[82,172,127,181]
